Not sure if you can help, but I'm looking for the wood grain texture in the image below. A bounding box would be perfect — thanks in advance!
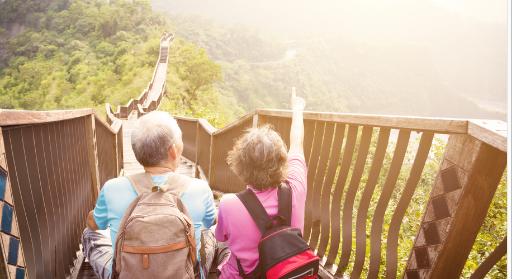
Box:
[470,237,507,279]
[337,126,373,274]
[427,135,506,279]
[351,128,390,278]
[308,122,335,250]
[367,129,411,279]
[325,125,358,266]
[385,132,433,278]
[0,109,93,126]
[303,121,325,242]
[257,109,468,134]
[316,123,346,258]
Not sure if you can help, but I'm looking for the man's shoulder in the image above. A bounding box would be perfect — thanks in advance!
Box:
[175,174,211,194]
[102,176,132,193]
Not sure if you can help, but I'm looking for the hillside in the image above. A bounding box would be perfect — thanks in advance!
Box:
[0,0,242,126]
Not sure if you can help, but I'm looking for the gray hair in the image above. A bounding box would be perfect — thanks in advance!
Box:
[131,111,182,167]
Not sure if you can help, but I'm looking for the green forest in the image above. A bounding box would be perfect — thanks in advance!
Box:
[0,0,506,278]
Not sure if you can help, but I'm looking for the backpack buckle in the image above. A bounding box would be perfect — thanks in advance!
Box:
[152,185,167,192]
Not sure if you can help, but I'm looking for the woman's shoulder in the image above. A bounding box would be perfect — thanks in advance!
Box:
[218,193,242,211]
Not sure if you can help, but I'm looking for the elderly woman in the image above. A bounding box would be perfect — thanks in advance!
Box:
[215,91,306,278]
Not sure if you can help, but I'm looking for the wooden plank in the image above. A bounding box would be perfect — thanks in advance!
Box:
[470,236,507,279]
[316,123,346,258]
[308,122,335,250]
[467,120,507,152]
[257,109,468,134]
[303,120,316,165]
[425,134,507,279]
[84,116,100,197]
[6,127,46,277]
[68,120,84,252]
[351,128,390,278]
[34,124,58,278]
[303,121,325,241]
[337,126,373,274]
[211,112,253,136]
[25,126,53,277]
[54,121,74,274]
[44,123,67,278]
[385,132,433,278]
[325,125,358,266]
[367,129,411,279]
[0,109,93,126]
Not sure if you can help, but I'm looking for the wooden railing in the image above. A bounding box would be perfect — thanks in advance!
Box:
[0,109,123,278]
[106,33,174,121]
[176,109,507,279]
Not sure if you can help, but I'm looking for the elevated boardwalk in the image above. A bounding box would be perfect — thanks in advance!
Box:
[0,32,507,279]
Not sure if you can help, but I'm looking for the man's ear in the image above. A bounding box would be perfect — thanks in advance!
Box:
[168,144,178,161]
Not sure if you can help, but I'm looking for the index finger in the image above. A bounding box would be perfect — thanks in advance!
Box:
[291,87,296,99]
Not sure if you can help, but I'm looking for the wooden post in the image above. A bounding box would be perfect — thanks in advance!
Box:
[194,121,200,179]
[404,134,506,278]
[252,113,259,128]
[84,115,100,198]
[208,134,215,186]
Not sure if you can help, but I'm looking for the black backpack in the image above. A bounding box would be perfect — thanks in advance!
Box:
[235,183,320,279]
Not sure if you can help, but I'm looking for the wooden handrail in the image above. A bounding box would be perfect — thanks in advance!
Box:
[257,109,469,134]
[175,109,507,279]
[258,109,507,150]
[0,110,123,278]
[0,108,94,126]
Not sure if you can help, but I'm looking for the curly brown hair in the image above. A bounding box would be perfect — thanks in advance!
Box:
[227,125,288,190]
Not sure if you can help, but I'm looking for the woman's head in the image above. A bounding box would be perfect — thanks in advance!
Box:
[227,125,288,190]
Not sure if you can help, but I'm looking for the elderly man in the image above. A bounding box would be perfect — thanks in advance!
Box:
[82,111,216,279]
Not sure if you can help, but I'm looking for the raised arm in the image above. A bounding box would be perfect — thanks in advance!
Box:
[289,87,305,156]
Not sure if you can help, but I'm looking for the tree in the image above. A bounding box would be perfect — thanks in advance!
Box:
[172,40,222,109]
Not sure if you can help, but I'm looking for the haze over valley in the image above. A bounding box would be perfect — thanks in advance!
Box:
[153,0,507,120]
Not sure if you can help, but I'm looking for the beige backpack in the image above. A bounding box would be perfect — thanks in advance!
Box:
[112,172,196,279]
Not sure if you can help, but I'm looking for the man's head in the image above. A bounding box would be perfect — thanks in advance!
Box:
[227,125,288,190]
[131,111,183,169]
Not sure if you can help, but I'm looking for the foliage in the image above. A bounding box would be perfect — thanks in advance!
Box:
[0,0,167,113]
[160,38,243,127]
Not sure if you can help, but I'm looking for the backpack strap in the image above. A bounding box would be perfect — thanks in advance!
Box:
[236,189,272,234]
[126,173,153,195]
[278,181,292,227]
[126,172,189,196]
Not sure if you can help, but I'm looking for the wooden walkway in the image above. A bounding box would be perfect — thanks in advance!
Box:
[76,115,195,279]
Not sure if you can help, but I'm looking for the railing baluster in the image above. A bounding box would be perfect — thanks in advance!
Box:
[36,124,59,278]
[70,119,85,247]
[351,128,390,278]
[385,132,434,278]
[29,125,54,276]
[470,236,507,279]
[367,129,411,279]
[303,120,316,164]
[58,121,75,272]
[337,126,373,274]
[304,121,325,241]
[326,125,358,266]
[3,130,38,277]
[9,128,46,277]
[317,123,346,259]
[309,122,335,250]
[46,123,66,277]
